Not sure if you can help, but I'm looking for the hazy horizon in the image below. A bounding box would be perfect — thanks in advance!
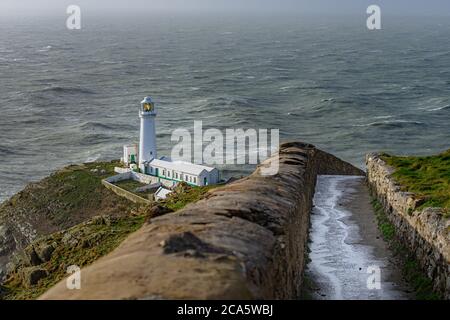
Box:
[1,0,449,17]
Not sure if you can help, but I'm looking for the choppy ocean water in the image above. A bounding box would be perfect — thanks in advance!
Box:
[0,14,449,202]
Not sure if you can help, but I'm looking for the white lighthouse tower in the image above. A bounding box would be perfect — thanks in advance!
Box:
[138,96,157,172]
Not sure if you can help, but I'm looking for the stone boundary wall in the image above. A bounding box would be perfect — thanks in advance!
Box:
[101,180,152,205]
[366,153,450,299]
[109,170,175,188]
[102,171,171,205]
[105,171,133,184]
[132,172,158,185]
[41,142,364,300]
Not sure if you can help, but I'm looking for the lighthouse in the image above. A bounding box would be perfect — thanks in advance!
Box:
[118,96,220,191]
[138,96,157,172]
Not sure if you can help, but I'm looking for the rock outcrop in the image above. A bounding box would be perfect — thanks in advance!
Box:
[41,142,363,300]
[0,162,135,284]
[366,153,450,299]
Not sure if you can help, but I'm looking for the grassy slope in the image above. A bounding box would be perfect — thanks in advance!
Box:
[376,150,449,299]
[381,149,450,213]
[1,166,222,300]
[0,161,143,299]
[2,215,146,300]
[158,183,219,212]
[0,161,135,233]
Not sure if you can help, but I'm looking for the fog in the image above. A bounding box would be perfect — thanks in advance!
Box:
[0,0,449,16]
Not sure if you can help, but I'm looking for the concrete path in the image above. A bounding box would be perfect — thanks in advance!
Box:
[305,175,414,300]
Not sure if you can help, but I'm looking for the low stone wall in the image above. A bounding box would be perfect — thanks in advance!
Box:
[103,171,165,204]
[41,142,364,300]
[366,153,450,299]
[104,172,133,184]
[101,181,152,205]
[107,171,175,188]
[132,172,158,185]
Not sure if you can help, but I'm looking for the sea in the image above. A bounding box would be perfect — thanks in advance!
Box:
[0,13,449,202]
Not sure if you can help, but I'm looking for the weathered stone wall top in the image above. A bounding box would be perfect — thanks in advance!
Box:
[366,153,450,299]
[41,142,363,300]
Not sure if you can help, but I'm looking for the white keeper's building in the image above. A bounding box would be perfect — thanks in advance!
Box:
[122,97,219,187]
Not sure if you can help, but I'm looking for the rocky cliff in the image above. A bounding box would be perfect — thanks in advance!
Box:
[367,153,450,299]
[0,162,137,284]
[40,142,363,300]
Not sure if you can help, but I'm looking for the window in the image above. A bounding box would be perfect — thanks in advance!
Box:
[185,175,188,181]
[193,177,197,184]
[162,169,166,176]
[143,103,154,112]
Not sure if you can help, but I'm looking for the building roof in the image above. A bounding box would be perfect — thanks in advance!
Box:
[149,158,216,176]
[155,186,172,200]
[141,96,153,104]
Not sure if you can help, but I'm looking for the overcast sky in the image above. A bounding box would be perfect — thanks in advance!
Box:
[1,0,449,16]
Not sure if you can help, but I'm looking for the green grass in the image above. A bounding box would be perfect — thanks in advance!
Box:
[381,149,450,213]
[1,160,131,229]
[0,160,149,300]
[114,179,156,200]
[403,258,441,300]
[371,198,441,300]
[114,179,152,196]
[114,179,146,191]
[0,162,225,300]
[371,200,396,241]
[1,214,146,300]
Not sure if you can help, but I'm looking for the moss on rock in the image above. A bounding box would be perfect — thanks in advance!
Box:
[371,198,441,300]
[1,213,146,300]
[0,164,224,300]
